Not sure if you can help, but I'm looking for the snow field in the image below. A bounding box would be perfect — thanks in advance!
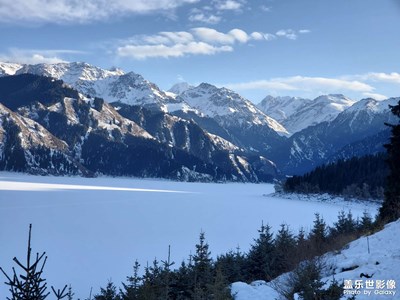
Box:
[0,172,378,299]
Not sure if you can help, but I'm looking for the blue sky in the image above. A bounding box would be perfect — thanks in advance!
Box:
[0,0,399,103]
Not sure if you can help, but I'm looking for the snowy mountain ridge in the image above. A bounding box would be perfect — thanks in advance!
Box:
[258,94,356,135]
[177,83,289,136]
[0,62,177,112]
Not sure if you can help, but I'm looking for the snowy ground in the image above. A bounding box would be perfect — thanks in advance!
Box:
[0,172,379,299]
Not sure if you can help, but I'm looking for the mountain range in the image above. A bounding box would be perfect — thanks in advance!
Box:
[0,62,398,181]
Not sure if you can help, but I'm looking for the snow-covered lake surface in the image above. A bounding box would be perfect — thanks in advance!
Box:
[0,172,379,298]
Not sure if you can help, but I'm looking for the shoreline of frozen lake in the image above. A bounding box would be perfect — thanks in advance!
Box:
[0,172,380,299]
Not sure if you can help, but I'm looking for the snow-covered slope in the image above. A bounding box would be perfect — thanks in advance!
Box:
[257,95,312,124]
[258,94,355,135]
[232,219,400,299]
[0,62,22,76]
[178,83,288,135]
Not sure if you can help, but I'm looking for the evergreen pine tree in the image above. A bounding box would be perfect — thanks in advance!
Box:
[309,213,328,255]
[273,224,296,274]
[192,231,213,300]
[208,265,233,300]
[246,222,275,281]
[379,100,400,222]
[94,280,120,300]
[120,260,141,300]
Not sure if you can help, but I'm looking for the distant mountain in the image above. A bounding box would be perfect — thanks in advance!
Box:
[257,94,355,135]
[272,97,399,174]
[0,73,278,181]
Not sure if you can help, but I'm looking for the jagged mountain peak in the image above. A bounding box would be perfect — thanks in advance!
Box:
[257,93,356,135]
[178,83,289,136]
[168,82,193,95]
[344,97,400,114]
[6,61,175,112]
[0,62,23,76]
[16,61,125,82]
[257,95,312,124]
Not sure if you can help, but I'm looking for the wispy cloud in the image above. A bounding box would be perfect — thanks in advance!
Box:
[0,48,85,64]
[276,29,298,40]
[342,72,400,84]
[188,13,221,24]
[214,0,243,11]
[116,26,311,60]
[362,92,388,100]
[0,0,200,24]
[116,27,283,59]
[117,42,232,59]
[188,0,245,24]
[224,76,375,93]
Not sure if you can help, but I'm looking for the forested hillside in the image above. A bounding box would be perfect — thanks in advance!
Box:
[283,153,387,200]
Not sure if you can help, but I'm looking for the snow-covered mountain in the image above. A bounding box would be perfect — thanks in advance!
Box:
[257,95,312,124]
[258,94,355,135]
[0,62,178,112]
[0,73,278,181]
[272,97,399,174]
[178,83,288,135]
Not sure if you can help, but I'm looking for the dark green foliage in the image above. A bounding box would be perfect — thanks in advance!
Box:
[283,153,388,200]
[94,281,121,300]
[208,266,232,300]
[379,100,400,222]
[309,214,329,255]
[331,210,357,237]
[245,223,275,281]
[359,211,374,232]
[120,261,141,300]
[215,249,246,283]
[0,118,27,172]
[192,232,213,299]
[273,224,297,274]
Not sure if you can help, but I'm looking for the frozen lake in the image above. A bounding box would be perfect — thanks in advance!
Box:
[0,172,378,298]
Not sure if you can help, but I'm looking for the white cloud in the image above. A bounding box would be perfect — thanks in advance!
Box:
[215,0,242,10]
[225,80,297,91]
[144,32,194,44]
[263,33,276,41]
[0,48,85,64]
[346,72,400,84]
[224,76,374,94]
[276,29,297,40]
[117,42,232,59]
[299,29,311,34]
[192,28,235,44]
[116,27,307,60]
[260,5,271,12]
[0,0,200,24]
[228,29,249,43]
[250,32,264,40]
[188,13,221,24]
[362,92,388,101]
